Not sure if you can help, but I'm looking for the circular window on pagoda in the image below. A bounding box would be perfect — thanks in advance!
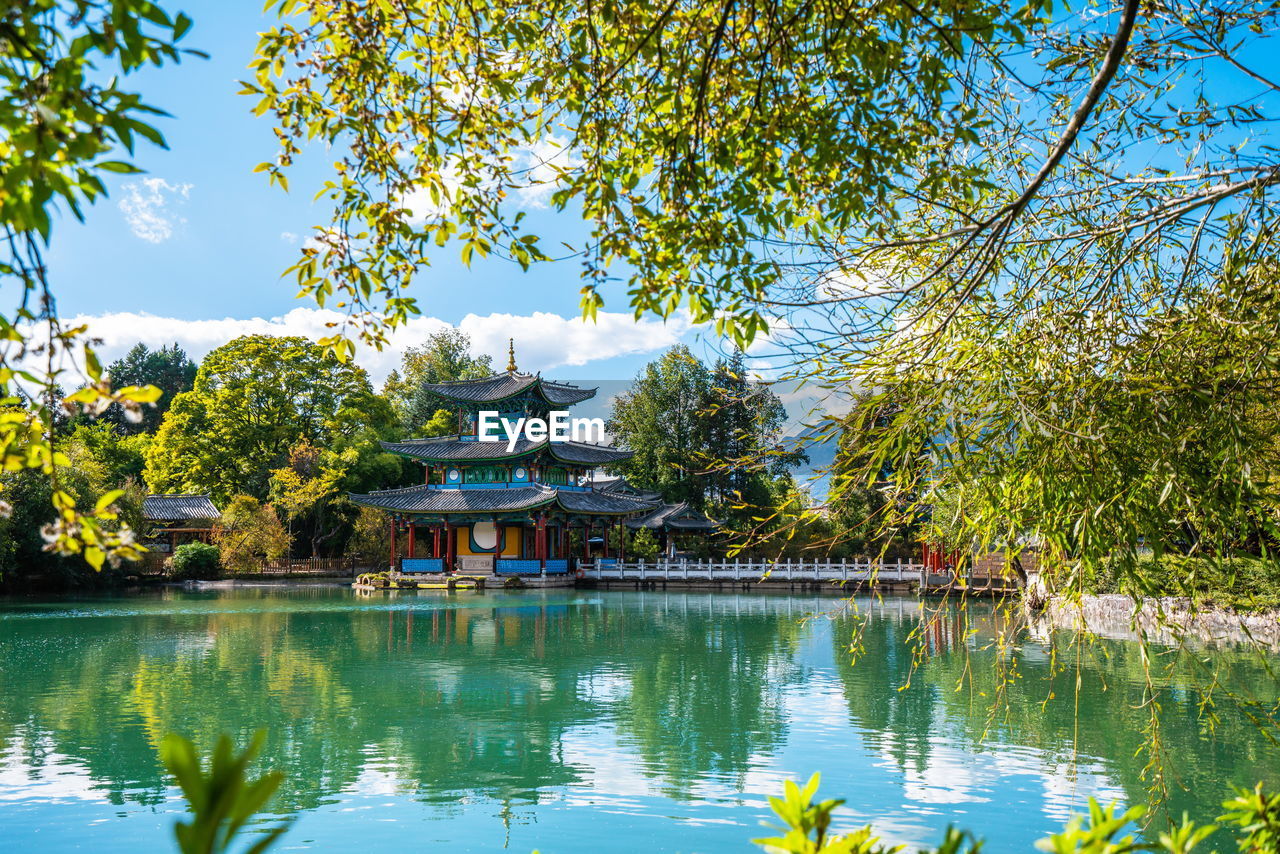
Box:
[514,466,527,480]
[447,468,461,482]
[471,521,499,551]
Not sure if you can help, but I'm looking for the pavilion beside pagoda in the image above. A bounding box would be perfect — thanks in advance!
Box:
[349,343,656,578]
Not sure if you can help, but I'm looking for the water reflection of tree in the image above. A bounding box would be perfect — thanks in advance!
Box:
[597,594,807,797]
[0,589,809,816]
[829,599,1280,826]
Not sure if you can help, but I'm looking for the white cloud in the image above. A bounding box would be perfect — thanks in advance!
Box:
[117,178,192,243]
[399,135,582,222]
[280,231,299,244]
[53,307,693,384]
[512,135,582,208]
[457,310,690,372]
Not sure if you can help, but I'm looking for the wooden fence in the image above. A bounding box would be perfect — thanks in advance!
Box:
[244,557,358,576]
[132,554,359,578]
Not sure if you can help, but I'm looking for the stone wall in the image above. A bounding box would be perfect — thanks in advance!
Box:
[1033,594,1280,649]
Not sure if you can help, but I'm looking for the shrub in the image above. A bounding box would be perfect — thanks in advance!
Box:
[630,527,660,560]
[169,543,221,580]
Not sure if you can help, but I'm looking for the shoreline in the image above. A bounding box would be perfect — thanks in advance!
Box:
[1031,593,1280,649]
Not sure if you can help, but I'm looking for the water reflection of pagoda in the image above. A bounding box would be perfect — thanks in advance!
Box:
[350,343,655,577]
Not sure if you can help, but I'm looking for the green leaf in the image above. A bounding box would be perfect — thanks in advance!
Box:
[95,161,144,174]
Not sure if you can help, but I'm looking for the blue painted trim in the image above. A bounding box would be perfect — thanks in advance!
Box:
[401,558,444,574]
[494,558,570,575]
[423,482,592,491]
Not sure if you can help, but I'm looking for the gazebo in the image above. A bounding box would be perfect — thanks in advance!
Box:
[142,494,221,553]
[600,478,719,557]
[349,344,656,576]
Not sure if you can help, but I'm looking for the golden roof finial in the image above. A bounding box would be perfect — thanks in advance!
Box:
[507,338,518,373]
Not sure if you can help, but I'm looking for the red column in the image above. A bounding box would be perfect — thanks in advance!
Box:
[407,523,416,559]
[446,524,456,571]
[389,518,397,571]
[433,525,442,559]
[583,522,591,560]
[537,515,547,569]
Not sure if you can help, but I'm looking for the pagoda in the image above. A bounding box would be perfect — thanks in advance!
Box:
[350,341,655,576]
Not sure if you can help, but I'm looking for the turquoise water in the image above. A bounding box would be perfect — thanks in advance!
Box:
[0,586,1276,852]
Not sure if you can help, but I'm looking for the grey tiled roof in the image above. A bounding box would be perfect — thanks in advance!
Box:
[420,372,596,406]
[143,494,220,522]
[549,442,632,465]
[625,502,719,531]
[349,484,655,516]
[556,490,655,514]
[381,437,631,465]
[596,476,662,502]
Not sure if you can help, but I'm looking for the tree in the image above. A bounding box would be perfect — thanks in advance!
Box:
[144,335,398,504]
[418,409,456,439]
[345,506,391,568]
[702,350,805,506]
[102,343,198,434]
[269,439,347,557]
[215,496,290,574]
[609,346,802,539]
[0,1,196,566]
[248,0,1280,592]
[0,425,149,587]
[381,329,493,434]
[629,527,659,560]
[60,423,150,491]
[608,346,713,508]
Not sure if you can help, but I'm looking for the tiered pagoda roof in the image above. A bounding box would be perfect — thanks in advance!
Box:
[351,342,662,523]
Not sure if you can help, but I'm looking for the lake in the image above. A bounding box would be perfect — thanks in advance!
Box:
[0,586,1276,852]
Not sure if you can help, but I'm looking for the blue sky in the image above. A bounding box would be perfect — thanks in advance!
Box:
[45,1,724,384]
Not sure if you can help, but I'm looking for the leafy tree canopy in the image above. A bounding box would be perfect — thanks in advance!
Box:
[0,0,199,565]
[102,343,198,434]
[381,329,493,434]
[248,0,1280,589]
[608,346,800,531]
[145,335,397,504]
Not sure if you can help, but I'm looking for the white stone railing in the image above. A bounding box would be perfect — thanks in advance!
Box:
[579,558,938,585]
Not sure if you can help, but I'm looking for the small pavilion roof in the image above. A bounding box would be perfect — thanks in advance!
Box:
[143,494,220,523]
[421,372,595,406]
[596,476,662,503]
[625,502,719,531]
[380,436,631,466]
[348,484,655,516]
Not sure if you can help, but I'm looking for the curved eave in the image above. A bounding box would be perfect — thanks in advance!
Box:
[420,374,597,407]
[548,442,632,466]
[348,484,656,516]
[380,439,542,464]
[380,439,632,466]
